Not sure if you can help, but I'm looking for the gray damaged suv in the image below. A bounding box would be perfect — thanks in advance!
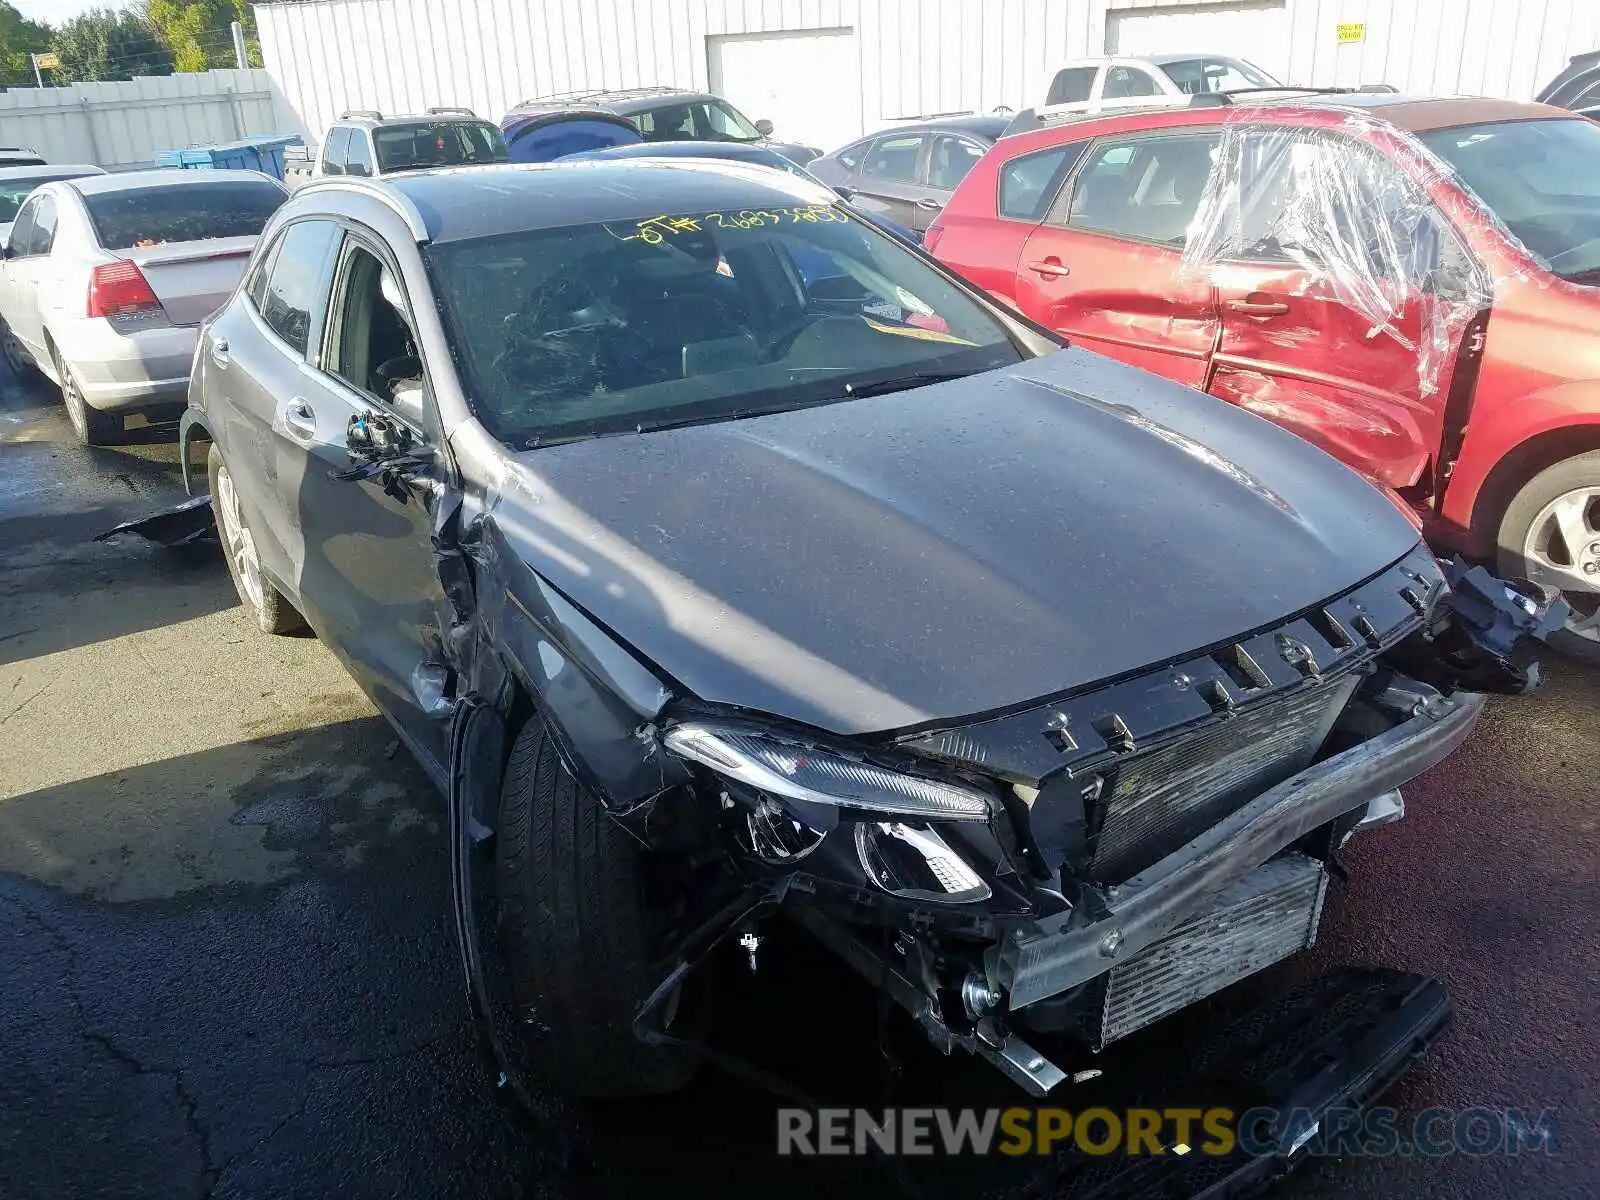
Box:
[176,160,1558,1109]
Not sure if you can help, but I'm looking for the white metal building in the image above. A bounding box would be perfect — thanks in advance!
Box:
[255,0,1600,152]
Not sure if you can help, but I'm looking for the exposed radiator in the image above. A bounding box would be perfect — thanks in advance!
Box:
[1089,676,1357,881]
[1097,854,1329,1048]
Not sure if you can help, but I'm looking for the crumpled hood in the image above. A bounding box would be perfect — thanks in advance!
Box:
[497,347,1420,736]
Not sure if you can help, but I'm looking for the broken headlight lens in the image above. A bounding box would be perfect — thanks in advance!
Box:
[855,821,993,904]
[663,722,993,822]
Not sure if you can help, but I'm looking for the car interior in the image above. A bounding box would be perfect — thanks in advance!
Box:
[429,213,998,439]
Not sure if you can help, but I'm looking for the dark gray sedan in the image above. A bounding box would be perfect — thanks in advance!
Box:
[179,160,1554,1129]
[807,113,1011,232]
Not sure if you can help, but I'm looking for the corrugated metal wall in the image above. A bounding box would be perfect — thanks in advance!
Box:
[255,0,1600,151]
[0,70,289,170]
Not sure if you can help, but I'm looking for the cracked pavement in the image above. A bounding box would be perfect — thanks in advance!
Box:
[1,364,1595,1199]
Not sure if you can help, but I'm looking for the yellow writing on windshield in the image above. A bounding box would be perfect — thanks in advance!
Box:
[606,206,849,244]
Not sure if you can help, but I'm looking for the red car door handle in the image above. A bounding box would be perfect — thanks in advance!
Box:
[1226,296,1290,316]
[1027,259,1070,279]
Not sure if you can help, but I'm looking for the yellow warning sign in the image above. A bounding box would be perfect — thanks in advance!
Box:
[1336,22,1366,44]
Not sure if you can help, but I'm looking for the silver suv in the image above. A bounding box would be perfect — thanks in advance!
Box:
[313,108,508,179]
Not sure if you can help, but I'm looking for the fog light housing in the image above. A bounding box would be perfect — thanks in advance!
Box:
[855,821,992,904]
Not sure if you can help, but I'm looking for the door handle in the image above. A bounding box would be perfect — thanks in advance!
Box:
[1226,297,1290,316]
[210,338,230,367]
[1027,259,1070,279]
[282,397,315,439]
[915,197,943,210]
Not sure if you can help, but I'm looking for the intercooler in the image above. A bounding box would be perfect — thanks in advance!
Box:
[1088,675,1358,881]
[1096,853,1329,1048]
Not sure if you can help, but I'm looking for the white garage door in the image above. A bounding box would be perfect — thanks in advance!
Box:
[708,27,861,154]
[1105,1,1290,84]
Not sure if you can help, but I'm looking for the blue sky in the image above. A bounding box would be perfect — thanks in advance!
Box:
[14,0,129,24]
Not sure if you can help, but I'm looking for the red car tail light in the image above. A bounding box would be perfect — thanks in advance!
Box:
[87,260,161,319]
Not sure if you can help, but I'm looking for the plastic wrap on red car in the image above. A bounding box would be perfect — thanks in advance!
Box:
[1178,107,1512,403]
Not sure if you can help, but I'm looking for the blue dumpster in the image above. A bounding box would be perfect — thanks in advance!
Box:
[154,135,306,181]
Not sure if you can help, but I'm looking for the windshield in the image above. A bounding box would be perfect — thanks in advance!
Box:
[636,100,763,144]
[84,181,286,249]
[1420,117,1600,282]
[427,202,1021,445]
[0,174,92,222]
[374,121,509,172]
[1161,57,1278,93]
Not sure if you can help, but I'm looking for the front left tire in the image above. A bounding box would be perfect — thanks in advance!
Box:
[494,713,702,1098]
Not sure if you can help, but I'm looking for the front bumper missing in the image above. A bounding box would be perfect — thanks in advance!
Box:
[1000,687,1486,1009]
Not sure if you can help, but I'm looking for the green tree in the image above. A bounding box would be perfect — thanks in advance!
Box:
[49,8,175,84]
[0,1,52,88]
[145,0,260,72]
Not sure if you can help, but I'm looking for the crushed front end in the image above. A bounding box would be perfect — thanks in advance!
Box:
[655,544,1562,1093]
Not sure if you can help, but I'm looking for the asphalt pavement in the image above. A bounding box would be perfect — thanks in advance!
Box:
[1,362,1595,1200]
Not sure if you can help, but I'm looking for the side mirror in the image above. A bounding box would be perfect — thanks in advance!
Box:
[754,118,775,137]
[834,185,857,202]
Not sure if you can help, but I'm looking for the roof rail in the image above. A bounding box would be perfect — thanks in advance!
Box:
[513,84,683,108]
[426,105,478,117]
[340,109,384,121]
[296,176,429,242]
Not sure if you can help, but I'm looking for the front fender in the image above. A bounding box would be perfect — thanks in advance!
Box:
[472,514,688,810]
[1442,380,1600,543]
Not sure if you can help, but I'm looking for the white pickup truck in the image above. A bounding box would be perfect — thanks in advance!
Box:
[284,107,508,187]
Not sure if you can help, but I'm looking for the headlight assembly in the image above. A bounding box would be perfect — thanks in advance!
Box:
[855,821,993,904]
[663,722,993,822]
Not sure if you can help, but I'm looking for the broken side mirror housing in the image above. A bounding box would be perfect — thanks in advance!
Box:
[347,409,416,460]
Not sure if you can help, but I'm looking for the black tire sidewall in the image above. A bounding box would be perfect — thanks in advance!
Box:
[494,714,700,1098]
[1495,449,1600,667]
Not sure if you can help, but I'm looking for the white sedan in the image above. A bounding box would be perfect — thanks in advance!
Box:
[0,169,286,444]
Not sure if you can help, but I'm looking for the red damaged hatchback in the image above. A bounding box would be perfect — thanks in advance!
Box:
[932,92,1600,662]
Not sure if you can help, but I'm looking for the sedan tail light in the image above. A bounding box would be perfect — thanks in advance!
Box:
[87,260,161,319]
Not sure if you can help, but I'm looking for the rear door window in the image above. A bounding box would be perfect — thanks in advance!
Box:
[927,135,987,191]
[7,199,36,255]
[257,220,343,356]
[373,121,508,172]
[1047,67,1097,106]
[321,127,351,175]
[998,144,1084,221]
[345,132,376,177]
[1063,133,1220,246]
[83,181,287,250]
[29,195,58,255]
[1103,66,1161,99]
[861,135,924,183]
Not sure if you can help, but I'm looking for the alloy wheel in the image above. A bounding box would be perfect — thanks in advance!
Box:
[1521,484,1600,645]
[56,352,88,441]
[214,463,266,614]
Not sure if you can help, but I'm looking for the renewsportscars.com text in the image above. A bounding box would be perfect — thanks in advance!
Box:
[776,1106,1559,1158]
